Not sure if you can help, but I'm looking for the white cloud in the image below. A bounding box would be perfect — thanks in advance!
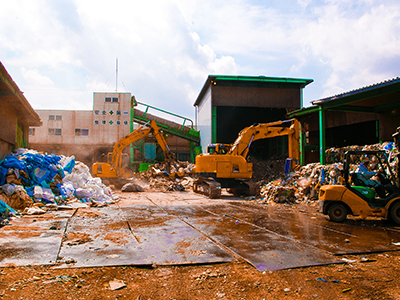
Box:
[21,68,53,87]
[1,0,399,115]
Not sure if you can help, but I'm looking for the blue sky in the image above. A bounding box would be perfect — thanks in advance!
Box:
[1,0,399,120]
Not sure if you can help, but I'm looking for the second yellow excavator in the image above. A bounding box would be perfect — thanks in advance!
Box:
[193,119,300,198]
[92,120,175,186]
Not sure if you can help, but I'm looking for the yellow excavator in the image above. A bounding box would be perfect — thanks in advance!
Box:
[193,118,300,198]
[92,120,175,186]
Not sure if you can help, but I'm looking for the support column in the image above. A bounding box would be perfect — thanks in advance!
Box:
[319,106,326,165]
[299,125,305,166]
[130,97,134,166]
[212,106,217,143]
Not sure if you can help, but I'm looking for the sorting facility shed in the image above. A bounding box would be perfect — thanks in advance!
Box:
[288,77,400,164]
[194,75,313,159]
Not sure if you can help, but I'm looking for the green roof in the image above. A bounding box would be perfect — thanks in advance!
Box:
[194,75,313,106]
[211,75,313,85]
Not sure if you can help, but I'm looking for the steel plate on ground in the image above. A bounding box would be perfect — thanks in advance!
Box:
[56,206,150,268]
[122,204,234,266]
[151,203,340,272]
[223,201,400,255]
[0,229,63,266]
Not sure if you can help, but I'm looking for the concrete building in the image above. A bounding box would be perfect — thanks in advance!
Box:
[194,75,313,159]
[0,62,41,159]
[29,92,137,167]
[29,92,193,168]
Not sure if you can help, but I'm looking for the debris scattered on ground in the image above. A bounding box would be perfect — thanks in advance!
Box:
[107,279,126,290]
[139,161,195,192]
[0,148,119,221]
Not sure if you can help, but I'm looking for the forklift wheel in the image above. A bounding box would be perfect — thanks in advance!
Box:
[390,202,400,225]
[328,203,347,223]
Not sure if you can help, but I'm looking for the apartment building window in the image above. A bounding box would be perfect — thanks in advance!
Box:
[102,120,106,125]
[29,128,35,136]
[102,110,106,115]
[123,121,128,125]
[112,97,118,102]
[48,115,62,120]
[123,111,129,116]
[75,129,89,136]
[105,97,111,102]
[116,120,121,125]
[116,110,121,115]
[94,110,100,115]
[48,128,62,136]
[94,120,99,125]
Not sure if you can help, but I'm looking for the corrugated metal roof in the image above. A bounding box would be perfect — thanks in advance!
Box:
[312,76,400,105]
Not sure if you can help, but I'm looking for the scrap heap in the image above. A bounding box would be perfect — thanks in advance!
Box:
[258,142,398,204]
[0,149,119,221]
[139,160,195,192]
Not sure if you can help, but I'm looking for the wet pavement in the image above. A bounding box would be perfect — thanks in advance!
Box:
[0,191,400,271]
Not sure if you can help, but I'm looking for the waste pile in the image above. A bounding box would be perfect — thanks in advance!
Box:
[139,161,195,192]
[258,142,398,205]
[0,148,118,221]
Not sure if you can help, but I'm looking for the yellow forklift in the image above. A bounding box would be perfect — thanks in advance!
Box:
[319,150,400,225]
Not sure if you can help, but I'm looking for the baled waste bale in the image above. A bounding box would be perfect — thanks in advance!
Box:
[0,149,119,217]
[258,141,398,205]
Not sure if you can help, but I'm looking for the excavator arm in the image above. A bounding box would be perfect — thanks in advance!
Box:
[228,119,300,162]
[151,122,176,163]
[93,120,176,179]
[110,124,152,171]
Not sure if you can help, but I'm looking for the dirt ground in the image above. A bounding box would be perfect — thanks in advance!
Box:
[0,191,400,300]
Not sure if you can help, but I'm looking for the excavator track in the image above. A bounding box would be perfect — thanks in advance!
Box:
[228,180,259,196]
[193,178,222,199]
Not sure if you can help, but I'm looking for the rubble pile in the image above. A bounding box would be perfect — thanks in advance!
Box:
[258,142,398,205]
[0,149,119,220]
[139,161,195,192]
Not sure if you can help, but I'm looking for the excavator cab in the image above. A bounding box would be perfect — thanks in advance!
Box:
[206,144,232,155]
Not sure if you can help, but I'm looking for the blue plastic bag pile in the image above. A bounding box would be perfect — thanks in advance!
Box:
[0,149,116,216]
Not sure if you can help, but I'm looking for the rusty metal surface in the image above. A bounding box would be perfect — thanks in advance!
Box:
[57,204,233,268]
[223,201,400,255]
[0,192,399,271]
[123,204,234,266]
[153,203,340,271]
[0,216,67,266]
[56,206,150,268]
